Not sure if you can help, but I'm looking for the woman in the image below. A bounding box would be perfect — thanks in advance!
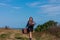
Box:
[26,17,35,40]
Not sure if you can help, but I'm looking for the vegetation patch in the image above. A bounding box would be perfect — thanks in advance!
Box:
[0,34,8,38]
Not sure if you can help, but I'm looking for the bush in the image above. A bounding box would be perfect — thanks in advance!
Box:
[0,34,8,38]
[35,20,58,32]
[15,36,28,40]
[14,33,28,40]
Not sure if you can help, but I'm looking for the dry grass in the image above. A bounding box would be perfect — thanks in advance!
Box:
[0,28,60,40]
[0,28,29,40]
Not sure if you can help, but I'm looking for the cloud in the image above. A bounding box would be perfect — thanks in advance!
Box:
[26,0,60,17]
[0,3,7,6]
[26,2,41,7]
[38,4,60,17]
[26,1,60,17]
[48,0,60,3]
[2,0,12,2]
[0,0,22,9]
[0,3,22,9]
[26,0,60,7]
[0,2,11,8]
[12,7,22,9]
[25,0,60,17]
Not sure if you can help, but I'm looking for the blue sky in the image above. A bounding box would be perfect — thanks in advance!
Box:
[0,0,60,28]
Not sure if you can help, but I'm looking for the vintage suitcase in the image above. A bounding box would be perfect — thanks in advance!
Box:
[22,28,29,34]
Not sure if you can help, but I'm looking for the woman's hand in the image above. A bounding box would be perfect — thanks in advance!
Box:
[32,22,34,24]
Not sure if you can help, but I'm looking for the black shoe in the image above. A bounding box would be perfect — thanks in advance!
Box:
[29,38,32,40]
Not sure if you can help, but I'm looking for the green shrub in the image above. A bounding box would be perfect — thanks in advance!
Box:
[15,36,28,40]
[15,36,22,39]
[0,34,8,38]
[15,33,22,39]
[14,33,28,40]
[22,37,28,40]
[35,20,58,32]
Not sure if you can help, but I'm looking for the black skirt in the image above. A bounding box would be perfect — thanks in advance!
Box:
[28,26,33,32]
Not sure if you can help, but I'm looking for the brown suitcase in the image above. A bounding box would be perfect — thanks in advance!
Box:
[22,28,28,34]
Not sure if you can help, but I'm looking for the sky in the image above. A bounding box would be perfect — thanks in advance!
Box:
[0,0,60,28]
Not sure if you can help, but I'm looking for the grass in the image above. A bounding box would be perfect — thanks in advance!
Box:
[15,33,22,39]
[0,28,60,40]
[0,33,10,38]
[22,37,29,40]
[0,33,10,40]
[14,33,28,40]
[15,37,28,40]
[0,34,7,38]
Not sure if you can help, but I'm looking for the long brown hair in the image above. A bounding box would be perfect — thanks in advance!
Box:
[29,17,33,21]
[28,17,34,25]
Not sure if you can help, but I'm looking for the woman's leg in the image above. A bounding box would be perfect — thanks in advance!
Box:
[29,32,32,40]
[30,32,32,38]
[29,27,33,40]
